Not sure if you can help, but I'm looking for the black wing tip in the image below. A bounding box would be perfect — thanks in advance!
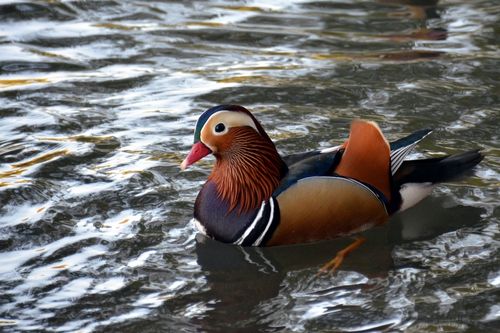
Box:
[394,149,484,185]
[433,149,484,182]
[445,149,484,166]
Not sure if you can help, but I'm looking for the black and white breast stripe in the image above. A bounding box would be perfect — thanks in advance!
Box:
[233,197,280,247]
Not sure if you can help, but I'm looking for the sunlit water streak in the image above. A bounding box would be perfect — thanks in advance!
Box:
[0,1,498,332]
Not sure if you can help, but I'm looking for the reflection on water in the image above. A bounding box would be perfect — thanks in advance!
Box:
[0,1,498,332]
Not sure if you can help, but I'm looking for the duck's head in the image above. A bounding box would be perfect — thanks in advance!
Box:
[181,105,286,212]
[180,105,274,170]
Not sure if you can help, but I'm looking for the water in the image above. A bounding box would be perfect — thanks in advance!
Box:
[0,1,498,332]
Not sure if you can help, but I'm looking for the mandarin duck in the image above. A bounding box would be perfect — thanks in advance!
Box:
[181,105,483,271]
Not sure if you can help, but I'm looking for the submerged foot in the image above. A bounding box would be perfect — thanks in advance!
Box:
[318,237,367,275]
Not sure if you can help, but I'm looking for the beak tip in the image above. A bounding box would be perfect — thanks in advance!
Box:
[180,142,211,171]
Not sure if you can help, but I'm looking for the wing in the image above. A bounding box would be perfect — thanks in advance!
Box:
[267,122,434,246]
[334,120,392,200]
[278,125,432,204]
[274,150,342,196]
[389,128,432,175]
[282,128,431,175]
[281,151,326,166]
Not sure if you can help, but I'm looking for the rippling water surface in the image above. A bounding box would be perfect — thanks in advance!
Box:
[0,1,499,332]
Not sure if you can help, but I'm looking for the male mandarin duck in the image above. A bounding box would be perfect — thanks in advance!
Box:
[181,105,483,271]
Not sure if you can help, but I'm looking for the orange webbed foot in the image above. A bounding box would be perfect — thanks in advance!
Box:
[317,237,366,275]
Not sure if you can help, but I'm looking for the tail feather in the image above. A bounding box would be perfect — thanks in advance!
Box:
[394,150,483,185]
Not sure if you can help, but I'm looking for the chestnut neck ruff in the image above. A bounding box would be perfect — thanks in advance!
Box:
[208,127,286,213]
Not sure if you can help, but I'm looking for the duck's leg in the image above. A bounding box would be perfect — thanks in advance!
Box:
[318,236,366,274]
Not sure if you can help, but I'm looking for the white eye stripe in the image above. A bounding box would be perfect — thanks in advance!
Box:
[200,110,259,149]
[205,111,258,132]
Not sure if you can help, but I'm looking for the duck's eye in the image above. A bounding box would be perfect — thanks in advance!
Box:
[214,123,226,133]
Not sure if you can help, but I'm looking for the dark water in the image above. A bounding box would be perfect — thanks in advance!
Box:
[0,1,499,332]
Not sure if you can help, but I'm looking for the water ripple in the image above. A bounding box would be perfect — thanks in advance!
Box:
[0,0,498,332]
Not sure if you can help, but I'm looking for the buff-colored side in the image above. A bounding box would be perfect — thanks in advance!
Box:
[267,177,389,245]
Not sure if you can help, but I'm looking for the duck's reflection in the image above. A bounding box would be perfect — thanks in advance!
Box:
[368,0,448,62]
[379,0,440,20]
[379,0,446,41]
[194,196,483,330]
[314,0,447,62]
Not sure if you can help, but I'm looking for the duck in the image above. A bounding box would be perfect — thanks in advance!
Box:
[181,104,483,271]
